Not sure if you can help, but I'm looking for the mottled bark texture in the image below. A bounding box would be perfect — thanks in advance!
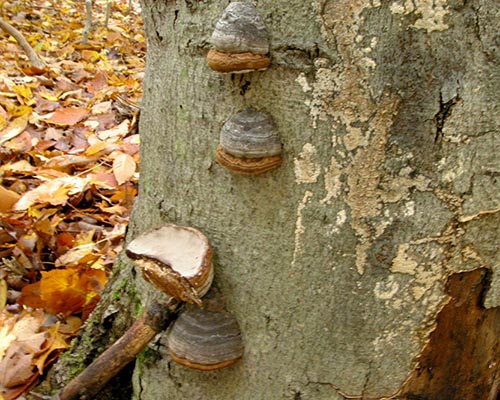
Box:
[53,0,500,399]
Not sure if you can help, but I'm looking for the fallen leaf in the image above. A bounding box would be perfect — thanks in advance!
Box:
[113,152,136,185]
[42,107,89,126]
[20,268,107,316]
[34,324,69,373]
[0,345,34,388]
[0,186,21,213]
[0,114,28,145]
[0,280,6,312]
[0,323,16,361]
[97,119,130,141]
[91,100,112,114]
[86,70,107,93]
[55,243,94,267]
[13,176,89,210]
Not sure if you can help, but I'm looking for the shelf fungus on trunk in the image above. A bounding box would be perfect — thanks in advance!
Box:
[166,289,244,371]
[126,224,214,306]
[216,108,282,174]
[207,2,270,73]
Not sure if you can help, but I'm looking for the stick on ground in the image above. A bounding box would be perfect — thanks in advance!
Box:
[0,17,46,70]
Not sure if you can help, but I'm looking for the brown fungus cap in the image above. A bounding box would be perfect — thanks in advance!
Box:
[216,144,281,174]
[207,49,270,73]
[126,224,213,306]
[207,2,271,73]
[166,290,244,371]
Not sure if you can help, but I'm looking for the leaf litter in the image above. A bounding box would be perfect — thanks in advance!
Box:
[0,0,144,397]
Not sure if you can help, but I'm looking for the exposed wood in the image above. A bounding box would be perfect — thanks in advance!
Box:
[400,269,500,400]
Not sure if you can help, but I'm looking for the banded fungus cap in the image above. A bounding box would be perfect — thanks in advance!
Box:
[166,290,244,371]
[207,2,270,73]
[126,224,213,306]
[220,108,281,158]
[216,108,282,174]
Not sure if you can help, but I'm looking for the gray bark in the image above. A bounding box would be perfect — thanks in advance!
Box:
[54,1,500,399]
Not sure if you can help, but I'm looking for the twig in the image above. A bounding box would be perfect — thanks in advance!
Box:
[82,0,93,44]
[0,16,46,70]
[53,299,181,400]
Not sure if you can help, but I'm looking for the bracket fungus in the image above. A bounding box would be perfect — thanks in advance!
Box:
[207,2,270,73]
[216,108,282,174]
[166,289,244,371]
[126,224,214,306]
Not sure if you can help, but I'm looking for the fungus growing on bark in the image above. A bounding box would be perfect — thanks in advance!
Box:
[166,289,244,370]
[207,2,270,73]
[216,108,282,174]
[126,224,214,306]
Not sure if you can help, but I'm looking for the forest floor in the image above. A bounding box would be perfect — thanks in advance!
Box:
[0,0,144,397]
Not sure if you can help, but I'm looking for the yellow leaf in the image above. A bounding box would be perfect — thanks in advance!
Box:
[85,140,108,156]
[81,50,101,63]
[113,153,136,185]
[0,280,6,312]
[38,91,60,101]
[75,230,95,246]
[0,114,29,145]
[12,85,32,100]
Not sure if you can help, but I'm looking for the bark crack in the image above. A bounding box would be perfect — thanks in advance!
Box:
[433,91,460,143]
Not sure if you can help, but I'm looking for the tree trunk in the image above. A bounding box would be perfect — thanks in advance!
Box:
[54,1,500,399]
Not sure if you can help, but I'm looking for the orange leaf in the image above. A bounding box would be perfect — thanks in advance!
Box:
[39,270,88,315]
[113,152,136,185]
[81,49,101,62]
[43,107,89,126]
[0,186,21,212]
[21,65,49,76]
[18,282,45,310]
[19,268,108,316]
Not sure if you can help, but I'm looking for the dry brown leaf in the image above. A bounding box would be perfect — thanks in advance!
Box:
[34,325,69,373]
[0,321,16,361]
[0,345,34,388]
[42,107,89,126]
[0,186,21,213]
[97,119,130,141]
[13,176,89,210]
[113,152,136,185]
[55,243,94,267]
[86,70,108,93]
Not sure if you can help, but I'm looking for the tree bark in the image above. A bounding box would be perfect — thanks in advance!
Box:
[54,1,500,399]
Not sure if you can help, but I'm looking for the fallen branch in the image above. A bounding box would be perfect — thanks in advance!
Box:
[50,299,181,400]
[0,16,46,70]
